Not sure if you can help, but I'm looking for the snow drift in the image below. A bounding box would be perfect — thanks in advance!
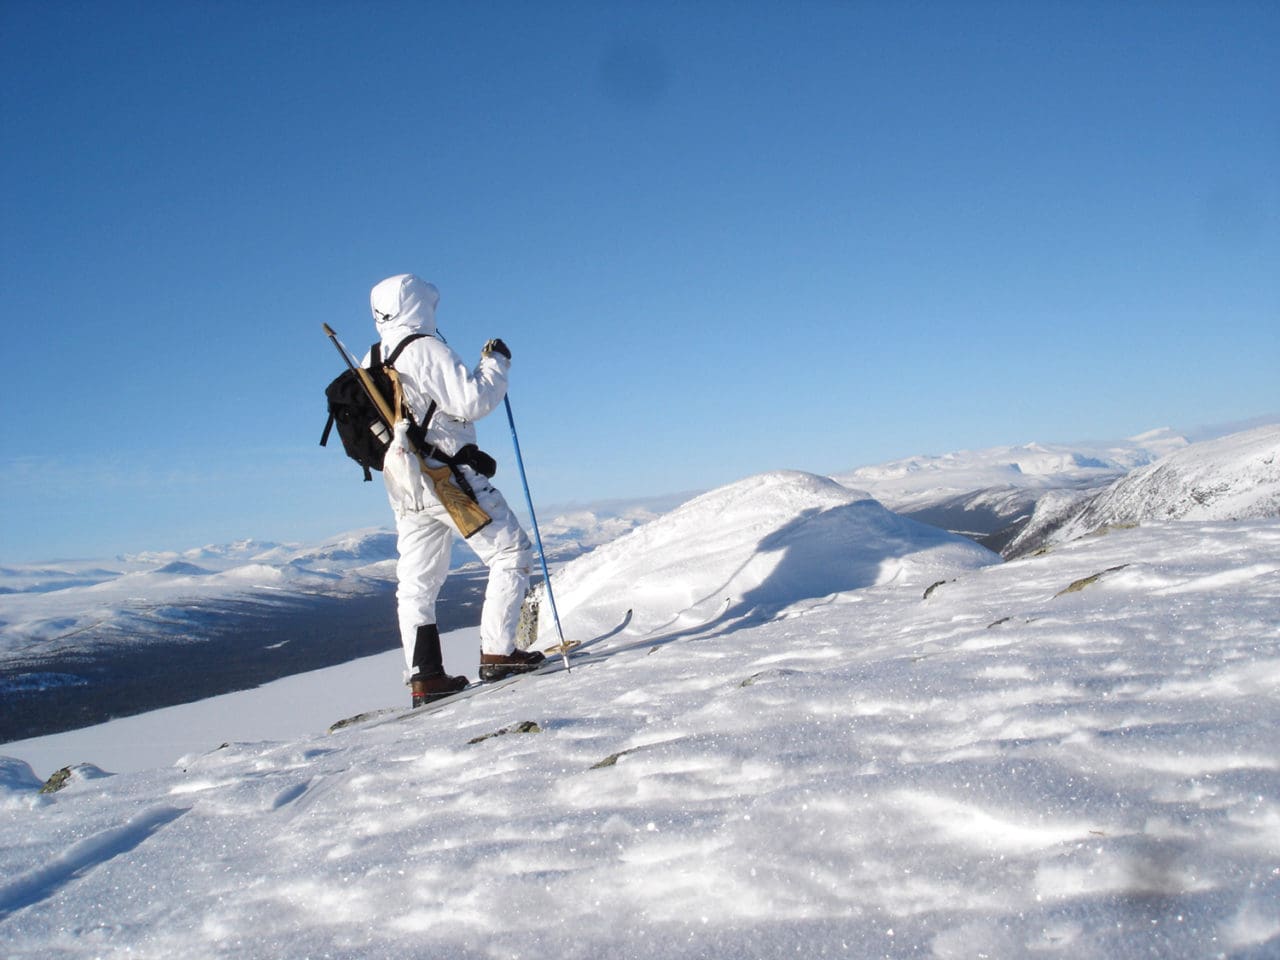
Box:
[544,470,1000,644]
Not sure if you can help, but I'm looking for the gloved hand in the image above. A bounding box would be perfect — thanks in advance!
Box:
[482,338,511,360]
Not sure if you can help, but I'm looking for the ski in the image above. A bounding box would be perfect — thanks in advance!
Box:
[328,651,580,734]
[327,610,633,735]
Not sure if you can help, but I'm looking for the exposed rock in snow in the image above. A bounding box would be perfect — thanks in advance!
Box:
[37,762,112,795]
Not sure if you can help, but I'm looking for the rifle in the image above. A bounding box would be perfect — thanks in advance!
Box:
[322,323,491,538]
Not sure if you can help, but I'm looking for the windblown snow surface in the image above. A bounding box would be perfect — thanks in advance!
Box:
[2,471,1279,958]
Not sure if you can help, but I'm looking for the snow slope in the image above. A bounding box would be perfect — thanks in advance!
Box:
[538,490,698,561]
[2,470,1278,957]
[1008,424,1280,557]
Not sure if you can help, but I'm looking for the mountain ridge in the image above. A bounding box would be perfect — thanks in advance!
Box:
[1006,423,1280,557]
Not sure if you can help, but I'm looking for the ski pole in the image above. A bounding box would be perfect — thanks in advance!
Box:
[504,395,570,671]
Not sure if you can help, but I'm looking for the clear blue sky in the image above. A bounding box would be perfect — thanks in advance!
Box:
[2,1,1277,560]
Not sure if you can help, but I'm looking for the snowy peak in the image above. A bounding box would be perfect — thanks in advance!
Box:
[251,529,398,568]
[546,470,999,643]
[0,530,400,663]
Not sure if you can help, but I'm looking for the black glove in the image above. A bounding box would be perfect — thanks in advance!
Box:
[482,338,511,360]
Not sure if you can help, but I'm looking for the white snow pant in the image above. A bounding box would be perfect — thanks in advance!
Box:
[390,466,533,673]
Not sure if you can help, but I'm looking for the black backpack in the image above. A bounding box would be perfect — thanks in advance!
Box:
[320,335,426,481]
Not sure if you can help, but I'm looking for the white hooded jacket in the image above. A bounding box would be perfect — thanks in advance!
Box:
[368,274,510,459]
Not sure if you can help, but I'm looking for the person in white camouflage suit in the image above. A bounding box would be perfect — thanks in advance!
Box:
[367,273,542,706]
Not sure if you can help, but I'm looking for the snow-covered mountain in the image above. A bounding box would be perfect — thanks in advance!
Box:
[2,471,1277,957]
[1006,424,1280,557]
[0,529,399,660]
[831,431,1189,552]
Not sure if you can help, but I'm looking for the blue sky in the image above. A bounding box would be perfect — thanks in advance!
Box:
[2,1,1277,560]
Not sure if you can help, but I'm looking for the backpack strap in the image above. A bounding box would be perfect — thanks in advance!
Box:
[384,333,426,367]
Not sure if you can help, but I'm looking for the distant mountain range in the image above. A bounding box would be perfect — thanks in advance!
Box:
[830,428,1190,553]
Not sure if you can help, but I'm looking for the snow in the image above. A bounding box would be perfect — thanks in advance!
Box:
[2,469,1278,957]
[827,433,1193,553]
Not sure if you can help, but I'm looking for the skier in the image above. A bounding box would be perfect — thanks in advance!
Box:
[367,273,543,706]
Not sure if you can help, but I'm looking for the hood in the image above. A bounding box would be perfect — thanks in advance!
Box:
[370,274,439,342]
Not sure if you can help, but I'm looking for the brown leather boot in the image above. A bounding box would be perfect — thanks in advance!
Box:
[478,648,545,682]
[410,672,468,707]
[409,624,468,706]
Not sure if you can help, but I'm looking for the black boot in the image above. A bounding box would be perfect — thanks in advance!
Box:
[409,624,468,707]
[478,648,545,682]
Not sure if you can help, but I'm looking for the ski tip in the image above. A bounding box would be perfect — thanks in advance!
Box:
[541,639,583,654]
[322,322,336,336]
